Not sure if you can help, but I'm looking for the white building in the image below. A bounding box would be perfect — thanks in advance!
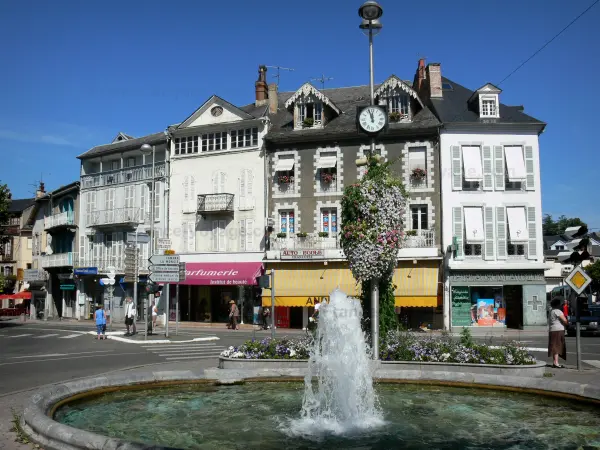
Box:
[76,132,169,320]
[417,62,548,330]
[166,66,271,324]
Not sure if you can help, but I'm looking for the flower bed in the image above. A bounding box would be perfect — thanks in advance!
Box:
[220,332,536,366]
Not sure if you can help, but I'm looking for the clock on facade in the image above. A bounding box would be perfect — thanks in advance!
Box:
[358,105,387,134]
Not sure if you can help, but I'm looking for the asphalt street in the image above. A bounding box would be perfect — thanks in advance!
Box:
[1,319,599,397]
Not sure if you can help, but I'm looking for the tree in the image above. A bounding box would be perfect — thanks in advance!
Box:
[0,182,12,252]
[585,260,600,296]
[542,214,587,236]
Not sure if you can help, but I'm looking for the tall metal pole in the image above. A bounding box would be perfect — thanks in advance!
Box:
[576,294,582,371]
[271,269,275,339]
[175,283,179,336]
[165,283,170,338]
[148,146,156,337]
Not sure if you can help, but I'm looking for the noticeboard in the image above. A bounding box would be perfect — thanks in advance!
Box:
[451,286,472,327]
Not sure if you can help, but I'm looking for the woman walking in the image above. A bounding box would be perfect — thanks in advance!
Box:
[548,296,568,368]
[94,305,106,340]
[229,300,240,330]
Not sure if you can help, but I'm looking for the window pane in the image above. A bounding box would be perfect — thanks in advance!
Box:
[412,209,419,229]
[252,128,258,146]
[322,210,329,232]
[421,207,428,230]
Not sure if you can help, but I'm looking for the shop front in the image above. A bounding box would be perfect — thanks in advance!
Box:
[449,270,547,330]
[176,262,263,324]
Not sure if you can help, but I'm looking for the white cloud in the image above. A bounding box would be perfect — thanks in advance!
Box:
[0,129,79,147]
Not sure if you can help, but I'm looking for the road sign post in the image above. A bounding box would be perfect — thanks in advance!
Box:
[175,283,180,336]
[565,266,592,371]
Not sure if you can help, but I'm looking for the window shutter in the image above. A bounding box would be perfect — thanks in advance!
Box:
[494,146,505,190]
[482,146,493,190]
[154,182,161,221]
[452,207,463,259]
[484,207,495,260]
[451,146,462,190]
[496,207,507,259]
[524,146,535,190]
[245,219,254,250]
[239,220,246,251]
[183,176,189,207]
[212,220,219,251]
[182,220,189,252]
[79,236,86,264]
[239,170,246,209]
[116,232,123,267]
[527,206,537,259]
[218,220,227,251]
[246,169,253,196]
[189,176,196,212]
[211,171,218,194]
[86,192,92,225]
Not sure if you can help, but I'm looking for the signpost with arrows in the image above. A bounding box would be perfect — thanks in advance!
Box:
[148,255,186,337]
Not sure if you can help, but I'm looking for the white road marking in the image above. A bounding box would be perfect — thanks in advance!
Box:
[0,352,141,366]
[10,350,114,359]
[583,360,600,368]
[33,334,59,339]
[6,334,32,338]
[17,327,88,334]
[140,343,218,350]
[165,355,221,361]
[60,334,83,339]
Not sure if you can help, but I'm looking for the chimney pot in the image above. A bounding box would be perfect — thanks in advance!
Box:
[426,63,442,99]
[268,83,278,114]
[255,65,268,107]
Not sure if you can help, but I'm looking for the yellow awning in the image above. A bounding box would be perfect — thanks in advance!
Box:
[393,261,440,308]
[394,296,438,307]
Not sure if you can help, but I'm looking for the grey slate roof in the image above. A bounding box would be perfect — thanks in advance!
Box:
[77,132,167,159]
[429,77,546,129]
[543,235,566,249]
[265,84,440,144]
[544,249,560,258]
[7,198,35,213]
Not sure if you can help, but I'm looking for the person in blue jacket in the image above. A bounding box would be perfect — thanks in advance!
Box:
[94,305,106,340]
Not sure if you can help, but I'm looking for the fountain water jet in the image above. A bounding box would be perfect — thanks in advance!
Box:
[286,289,384,438]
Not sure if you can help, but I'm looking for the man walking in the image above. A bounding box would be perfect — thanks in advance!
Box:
[125,297,137,336]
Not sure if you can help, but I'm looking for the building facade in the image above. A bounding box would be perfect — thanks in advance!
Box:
[76,132,169,321]
[167,67,269,324]
[263,69,443,330]
[421,62,548,330]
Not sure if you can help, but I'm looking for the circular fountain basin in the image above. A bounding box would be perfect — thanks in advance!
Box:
[46,381,600,450]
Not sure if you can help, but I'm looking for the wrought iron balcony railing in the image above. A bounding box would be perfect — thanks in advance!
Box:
[44,211,76,231]
[41,252,78,268]
[81,162,166,189]
[76,257,149,273]
[197,194,235,214]
[88,207,141,227]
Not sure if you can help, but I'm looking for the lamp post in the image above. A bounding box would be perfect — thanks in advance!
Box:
[140,143,156,337]
[359,0,383,360]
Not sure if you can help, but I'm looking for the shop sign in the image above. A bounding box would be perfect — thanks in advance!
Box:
[451,286,471,327]
[74,267,98,276]
[280,249,325,260]
[23,269,42,282]
[451,271,545,283]
[305,296,329,306]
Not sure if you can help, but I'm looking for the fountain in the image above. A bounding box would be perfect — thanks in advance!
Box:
[287,289,384,438]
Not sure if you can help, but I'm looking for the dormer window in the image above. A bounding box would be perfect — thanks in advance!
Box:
[373,75,424,123]
[298,102,323,128]
[480,96,498,118]
[470,83,502,119]
[284,83,341,131]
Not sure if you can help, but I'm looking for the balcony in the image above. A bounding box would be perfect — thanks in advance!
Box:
[44,211,76,231]
[276,181,296,196]
[76,257,149,274]
[89,207,141,228]
[1,251,15,262]
[197,194,235,215]
[271,234,340,251]
[81,162,166,189]
[41,252,78,268]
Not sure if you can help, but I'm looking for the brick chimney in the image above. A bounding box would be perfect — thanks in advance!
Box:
[413,58,427,97]
[268,83,278,114]
[255,65,268,107]
[426,63,442,99]
[35,182,45,199]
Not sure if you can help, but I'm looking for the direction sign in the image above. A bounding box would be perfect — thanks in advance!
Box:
[149,264,180,273]
[565,266,592,295]
[100,278,115,286]
[148,272,180,283]
[157,238,172,251]
[179,262,186,282]
[148,255,180,265]
[127,232,150,244]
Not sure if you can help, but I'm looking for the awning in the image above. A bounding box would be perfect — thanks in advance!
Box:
[274,159,295,172]
[462,146,483,181]
[392,262,440,307]
[262,262,359,307]
[504,146,526,181]
[317,156,337,169]
[463,207,484,244]
[182,262,263,286]
[506,207,528,243]
[0,291,32,300]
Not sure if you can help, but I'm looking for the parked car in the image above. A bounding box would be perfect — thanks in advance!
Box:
[566,305,600,336]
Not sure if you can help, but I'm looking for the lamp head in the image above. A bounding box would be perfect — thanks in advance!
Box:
[358,1,383,20]
[359,18,383,33]
[140,144,153,154]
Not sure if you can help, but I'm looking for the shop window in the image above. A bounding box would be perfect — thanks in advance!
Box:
[279,210,295,237]
[451,285,505,328]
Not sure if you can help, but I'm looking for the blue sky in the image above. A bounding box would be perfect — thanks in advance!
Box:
[1,0,598,227]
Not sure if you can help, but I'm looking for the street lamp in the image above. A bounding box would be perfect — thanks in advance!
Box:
[359,0,383,360]
[140,143,156,338]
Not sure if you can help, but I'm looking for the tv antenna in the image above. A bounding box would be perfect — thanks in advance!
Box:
[310,74,334,89]
[266,65,295,87]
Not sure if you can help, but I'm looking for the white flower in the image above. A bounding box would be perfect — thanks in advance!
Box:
[289,349,297,357]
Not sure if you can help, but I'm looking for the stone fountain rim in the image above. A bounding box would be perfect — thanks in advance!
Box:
[21,369,600,450]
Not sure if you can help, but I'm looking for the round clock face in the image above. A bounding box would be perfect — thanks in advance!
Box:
[359,106,386,133]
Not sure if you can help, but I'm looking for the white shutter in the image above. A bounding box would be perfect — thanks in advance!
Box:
[212,172,218,194]
[220,172,226,194]
[218,220,226,251]
[79,236,86,264]
[182,220,189,252]
[484,207,495,260]
[451,146,462,190]
[188,221,196,252]
[239,170,246,209]
[189,176,196,212]
[496,207,507,260]
[482,146,493,191]
[239,220,246,251]
[527,206,537,260]
[246,169,253,196]
[139,184,146,222]
[245,219,254,251]
[212,220,219,251]
[154,182,161,221]
[183,176,189,210]
[452,207,463,259]
[86,192,92,225]
[494,146,505,191]
[524,146,535,190]
[116,232,123,268]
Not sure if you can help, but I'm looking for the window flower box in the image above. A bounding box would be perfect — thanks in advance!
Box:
[276,232,287,238]
[410,168,427,180]
[278,174,294,184]
[321,172,336,184]
[302,118,314,128]
[389,111,401,122]
[296,232,308,238]
[318,231,329,238]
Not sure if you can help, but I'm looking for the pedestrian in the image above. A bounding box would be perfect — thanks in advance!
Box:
[229,300,239,330]
[125,297,137,336]
[151,301,158,333]
[262,307,271,330]
[94,305,106,340]
[548,296,568,368]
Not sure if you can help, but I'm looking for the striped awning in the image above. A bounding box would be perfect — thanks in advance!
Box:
[393,261,440,308]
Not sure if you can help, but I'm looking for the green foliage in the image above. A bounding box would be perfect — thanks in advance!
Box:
[542,214,587,236]
[585,260,600,294]
[10,409,31,444]
[0,273,4,292]
[0,182,10,226]
[460,327,474,347]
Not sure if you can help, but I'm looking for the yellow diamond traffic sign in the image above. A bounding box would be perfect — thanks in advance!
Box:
[565,266,592,295]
